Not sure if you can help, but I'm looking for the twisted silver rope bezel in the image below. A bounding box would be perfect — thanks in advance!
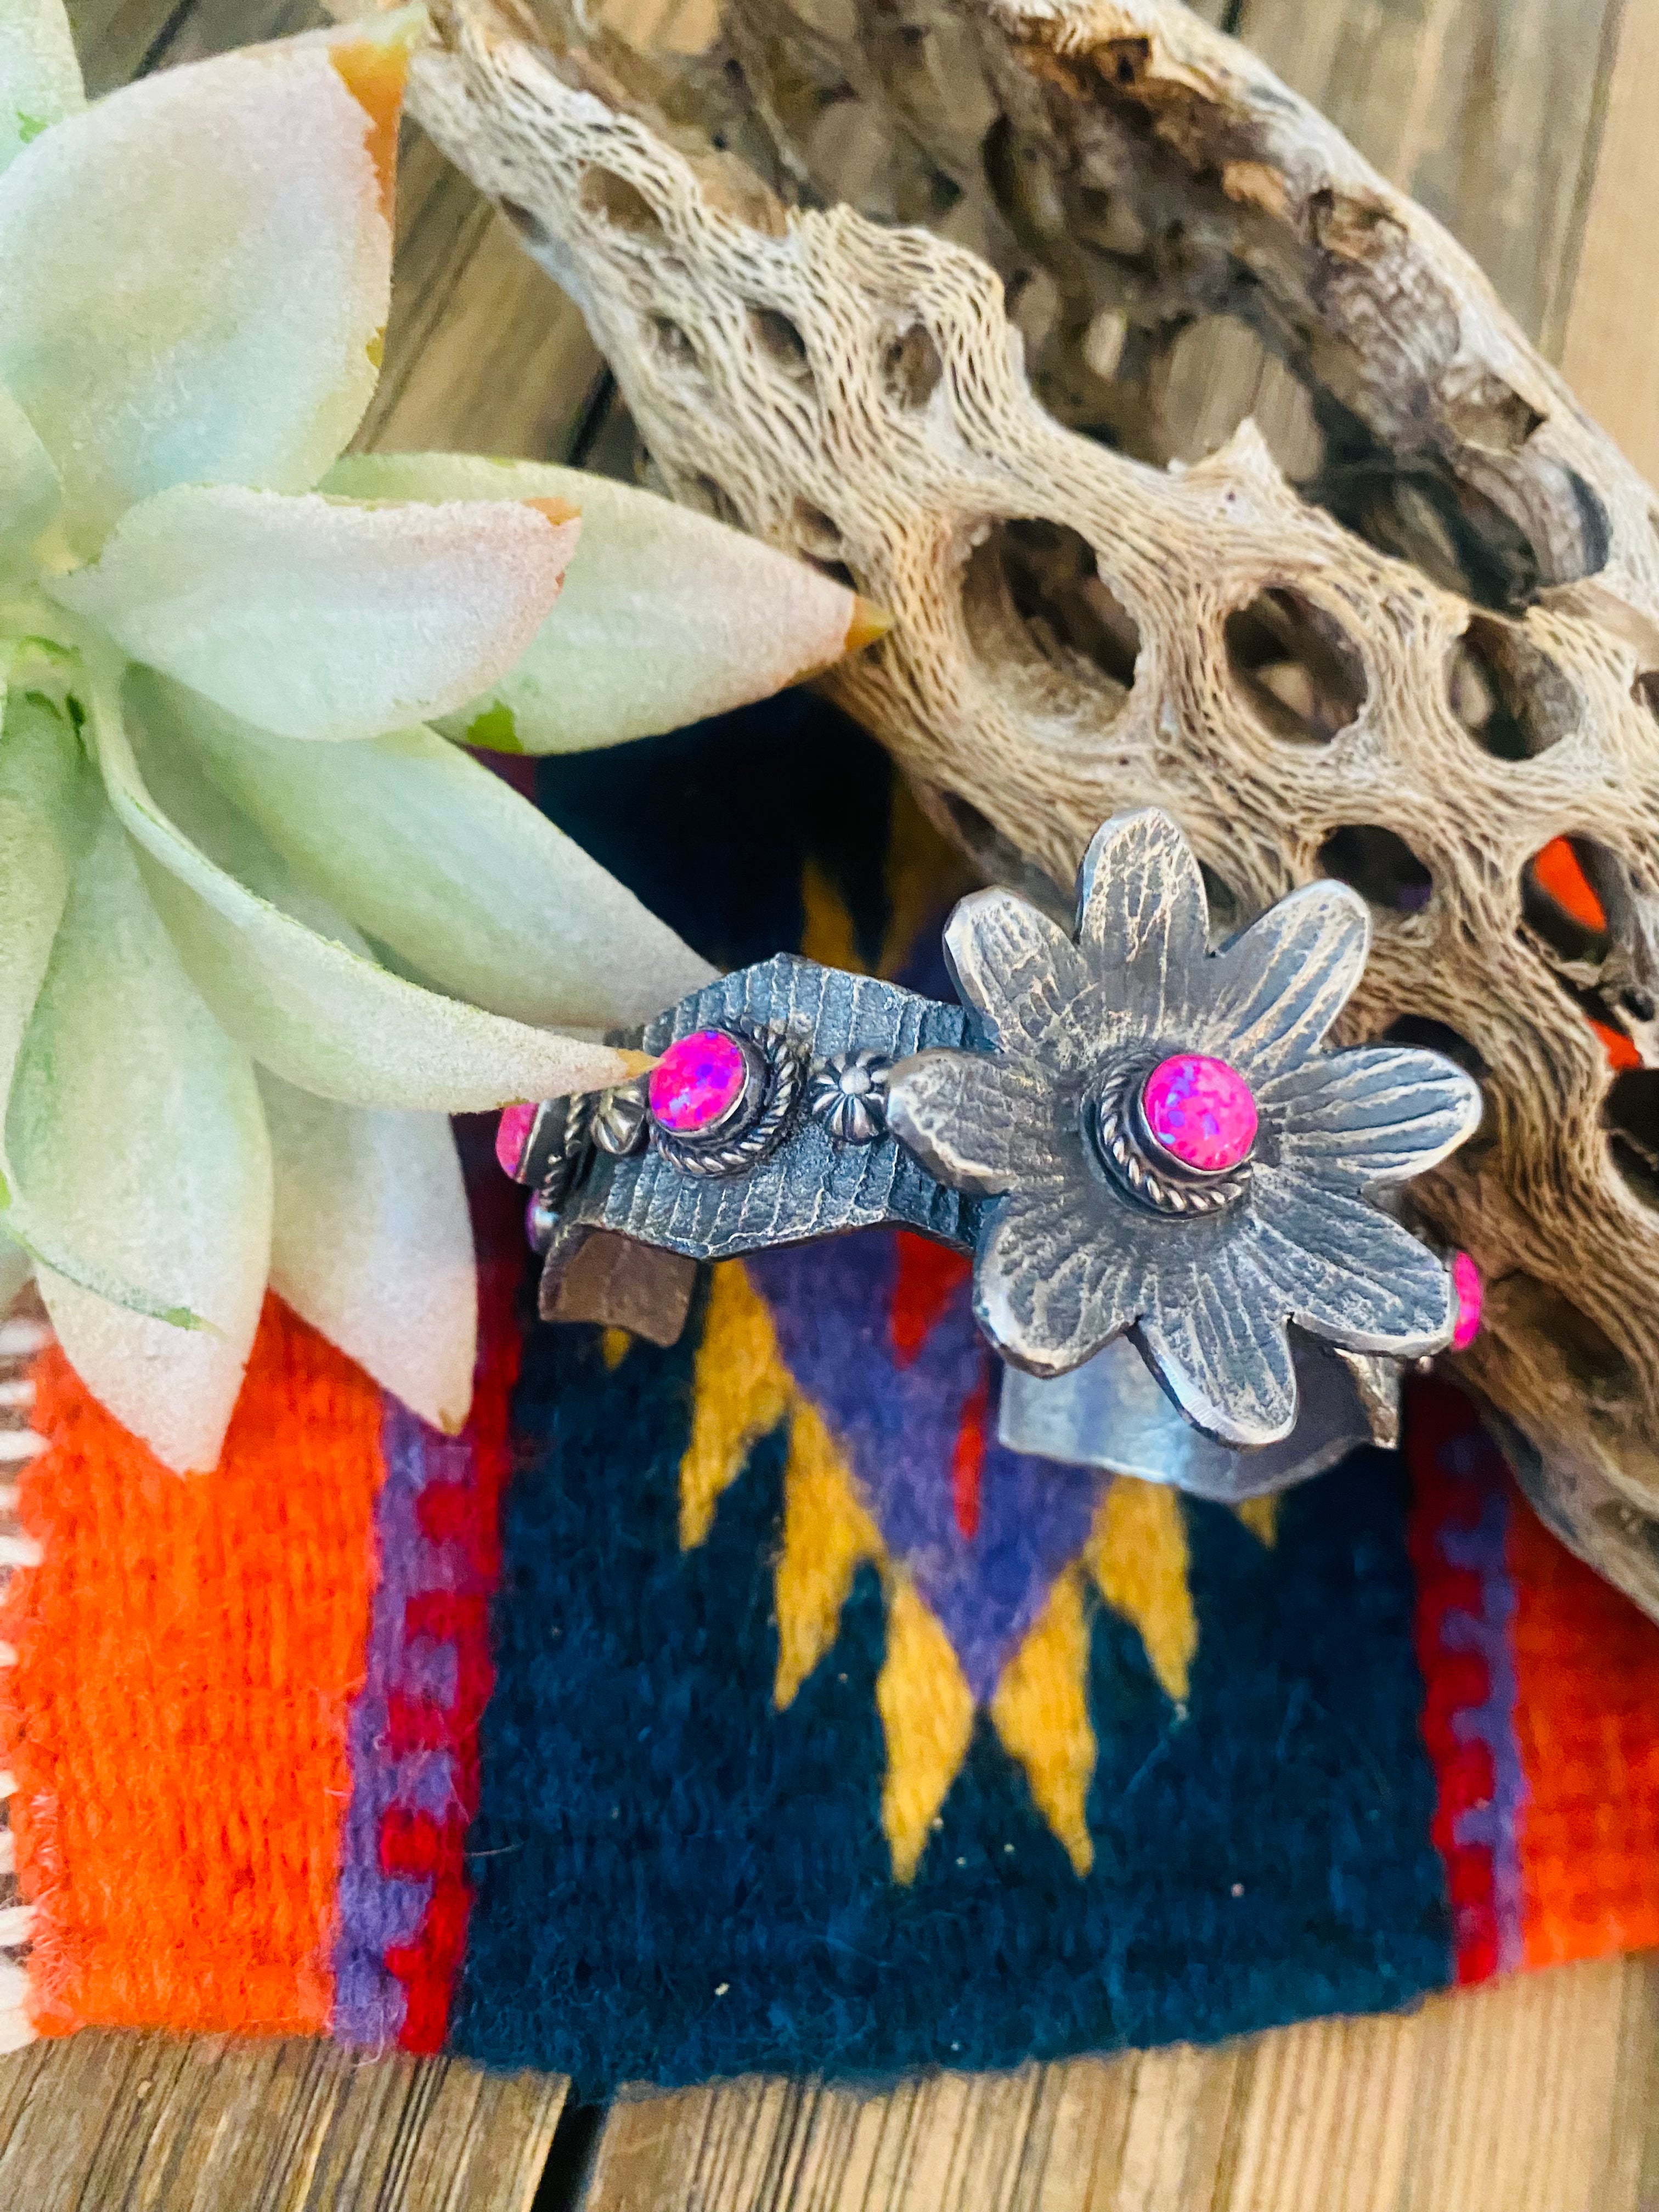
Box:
[1088,1062,1253,1218]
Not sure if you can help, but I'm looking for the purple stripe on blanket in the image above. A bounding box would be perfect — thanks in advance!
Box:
[331,1403,473,2046]
[1435,1424,1527,1975]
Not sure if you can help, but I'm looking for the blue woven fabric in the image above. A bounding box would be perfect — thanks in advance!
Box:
[452,1310,1447,2093]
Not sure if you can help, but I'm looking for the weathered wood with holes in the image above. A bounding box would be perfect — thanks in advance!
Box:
[1,4,1653,2209]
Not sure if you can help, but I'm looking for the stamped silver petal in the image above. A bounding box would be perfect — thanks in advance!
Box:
[974,1180,1142,1376]
[885,1047,1061,1193]
[1137,1241,1298,1447]
[1259,1046,1483,1188]
[1205,879,1370,1080]
[1242,1173,1456,1354]
[942,889,1109,1071]
[1074,808,1209,1025]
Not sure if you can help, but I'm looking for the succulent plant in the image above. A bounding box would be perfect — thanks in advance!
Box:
[0,1,876,1471]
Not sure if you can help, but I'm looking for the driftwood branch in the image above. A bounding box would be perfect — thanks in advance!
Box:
[393,0,1659,1613]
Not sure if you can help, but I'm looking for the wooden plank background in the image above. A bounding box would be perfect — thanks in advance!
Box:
[4,0,1658,2204]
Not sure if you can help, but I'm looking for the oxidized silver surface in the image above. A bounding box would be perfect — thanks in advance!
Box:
[500,807,1481,1470]
[516,1093,595,1252]
[808,1049,892,1144]
[537,955,980,1286]
[884,809,1483,1448]
[999,1334,1399,1500]
[651,1021,806,1177]
[593,1080,648,1156]
[528,1092,595,1203]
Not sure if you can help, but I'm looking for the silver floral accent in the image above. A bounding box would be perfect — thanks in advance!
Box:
[808,1048,892,1144]
[652,1022,807,1177]
[884,809,1483,1448]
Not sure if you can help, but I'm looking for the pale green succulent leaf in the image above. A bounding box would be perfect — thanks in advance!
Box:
[169,681,714,1032]
[0,1222,29,1314]
[0,0,82,179]
[0,684,170,1317]
[0,380,59,550]
[0,32,395,549]
[51,483,582,741]
[0,683,81,1094]
[97,665,641,1108]
[258,1069,477,1436]
[323,453,874,754]
[125,662,386,949]
[0,622,76,692]
[9,812,273,1471]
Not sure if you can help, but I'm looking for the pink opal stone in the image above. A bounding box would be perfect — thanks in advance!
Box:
[648,1028,748,1134]
[1142,1053,1258,1173]
[495,1100,538,1180]
[1452,1250,1483,1350]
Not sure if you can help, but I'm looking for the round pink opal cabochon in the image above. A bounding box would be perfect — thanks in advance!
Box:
[648,1028,748,1134]
[1141,1053,1258,1173]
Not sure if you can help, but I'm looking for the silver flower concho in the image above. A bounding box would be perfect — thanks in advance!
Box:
[883,810,1483,1449]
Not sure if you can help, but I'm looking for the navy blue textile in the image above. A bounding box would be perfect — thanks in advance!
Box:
[452,1314,1448,2094]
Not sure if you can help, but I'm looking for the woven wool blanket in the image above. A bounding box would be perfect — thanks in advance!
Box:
[1,698,1656,2087]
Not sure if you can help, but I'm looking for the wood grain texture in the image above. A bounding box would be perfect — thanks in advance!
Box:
[0,2029,566,2212]
[1561,0,1659,488]
[3,4,1654,2209]
[1233,0,1622,353]
[354,132,606,461]
[584,1956,1659,2212]
[69,0,191,92]
[1158,0,1624,469]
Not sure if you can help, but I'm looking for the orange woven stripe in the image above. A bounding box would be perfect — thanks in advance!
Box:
[1508,1491,1659,1969]
[0,1295,383,2035]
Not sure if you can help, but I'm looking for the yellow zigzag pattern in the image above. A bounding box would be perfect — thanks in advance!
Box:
[679,1263,1279,1883]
